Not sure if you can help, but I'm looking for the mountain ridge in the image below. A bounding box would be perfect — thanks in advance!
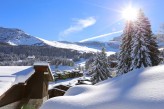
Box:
[0,27,120,53]
[0,27,163,52]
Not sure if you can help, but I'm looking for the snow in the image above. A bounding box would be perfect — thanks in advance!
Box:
[34,61,50,66]
[52,65,75,72]
[50,58,86,73]
[41,65,164,109]
[36,37,117,55]
[49,76,91,90]
[34,62,54,80]
[7,40,17,46]
[37,37,100,53]
[159,47,164,51]
[0,27,42,45]
[0,66,34,96]
[76,41,120,51]
[8,35,42,45]
[49,77,81,89]
[48,58,90,89]
[106,51,115,56]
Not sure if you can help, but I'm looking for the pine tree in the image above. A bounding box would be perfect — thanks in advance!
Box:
[90,48,112,84]
[131,9,159,69]
[144,17,160,66]
[117,9,159,74]
[149,36,160,66]
[117,21,134,75]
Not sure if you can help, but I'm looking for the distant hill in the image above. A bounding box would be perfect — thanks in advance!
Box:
[156,34,164,48]
[0,27,119,53]
[0,27,44,45]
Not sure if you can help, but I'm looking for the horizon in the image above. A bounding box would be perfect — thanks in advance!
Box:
[0,0,164,42]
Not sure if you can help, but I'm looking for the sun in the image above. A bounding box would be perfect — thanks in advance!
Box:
[122,6,138,21]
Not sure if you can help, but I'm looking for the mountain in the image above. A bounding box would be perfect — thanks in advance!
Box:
[75,41,120,52]
[37,37,100,53]
[58,41,120,52]
[0,27,118,53]
[0,27,43,46]
[0,27,98,52]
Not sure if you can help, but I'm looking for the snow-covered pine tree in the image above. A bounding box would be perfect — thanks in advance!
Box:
[144,17,160,66]
[131,9,159,69]
[117,21,134,75]
[90,48,112,84]
[149,36,160,66]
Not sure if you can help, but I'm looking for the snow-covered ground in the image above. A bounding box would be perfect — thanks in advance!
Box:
[0,66,34,96]
[41,64,164,109]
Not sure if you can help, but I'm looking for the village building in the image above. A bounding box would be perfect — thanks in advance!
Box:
[27,55,35,59]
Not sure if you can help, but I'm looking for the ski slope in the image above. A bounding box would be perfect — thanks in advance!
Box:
[36,37,100,53]
[41,64,164,109]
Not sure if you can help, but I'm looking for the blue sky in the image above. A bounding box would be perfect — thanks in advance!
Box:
[0,0,164,42]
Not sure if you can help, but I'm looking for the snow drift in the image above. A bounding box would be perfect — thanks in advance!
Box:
[41,65,164,109]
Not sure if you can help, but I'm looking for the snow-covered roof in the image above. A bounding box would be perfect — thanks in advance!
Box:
[72,70,81,72]
[48,77,91,90]
[34,61,50,66]
[41,65,164,109]
[0,66,34,96]
[27,55,35,59]
[0,63,54,97]
[34,62,54,81]
[55,71,63,74]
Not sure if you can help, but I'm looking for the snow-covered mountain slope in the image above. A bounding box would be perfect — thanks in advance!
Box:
[156,34,164,48]
[41,64,164,109]
[36,37,100,53]
[75,41,120,52]
[0,27,117,53]
[55,41,119,55]
[0,27,43,45]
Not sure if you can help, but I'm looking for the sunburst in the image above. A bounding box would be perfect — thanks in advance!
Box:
[122,6,138,21]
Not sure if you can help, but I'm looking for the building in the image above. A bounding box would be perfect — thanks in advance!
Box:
[0,62,54,109]
[27,55,35,59]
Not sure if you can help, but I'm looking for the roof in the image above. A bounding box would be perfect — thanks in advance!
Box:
[34,62,54,81]
[33,61,50,66]
[0,62,54,97]
[0,66,34,96]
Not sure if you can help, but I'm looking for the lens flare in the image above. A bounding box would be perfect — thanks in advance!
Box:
[122,6,138,21]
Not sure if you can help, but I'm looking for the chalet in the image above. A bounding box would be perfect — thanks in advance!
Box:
[48,85,71,98]
[0,62,54,109]
[71,69,83,78]
[27,55,35,59]
[53,70,83,80]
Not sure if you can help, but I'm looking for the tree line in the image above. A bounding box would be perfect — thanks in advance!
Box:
[0,44,94,66]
